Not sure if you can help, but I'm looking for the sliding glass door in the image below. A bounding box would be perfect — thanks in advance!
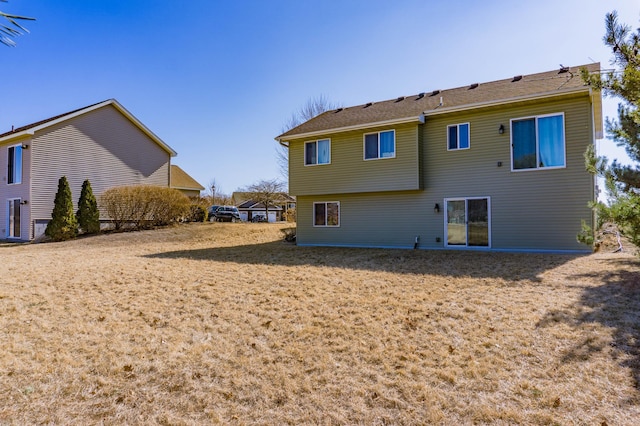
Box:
[446,197,490,247]
[8,199,21,239]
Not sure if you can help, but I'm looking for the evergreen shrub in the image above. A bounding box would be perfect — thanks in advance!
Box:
[45,176,78,241]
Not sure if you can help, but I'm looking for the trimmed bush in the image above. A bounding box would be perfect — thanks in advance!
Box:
[76,179,100,234]
[100,185,190,231]
[45,176,78,241]
[187,197,210,222]
[188,205,207,222]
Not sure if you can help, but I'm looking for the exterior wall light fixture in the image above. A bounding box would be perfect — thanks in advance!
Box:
[498,124,505,134]
[434,203,440,213]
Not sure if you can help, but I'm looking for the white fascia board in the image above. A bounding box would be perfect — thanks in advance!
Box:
[108,100,178,157]
[0,99,178,157]
[16,100,114,138]
[276,116,423,142]
[422,87,590,117]
[0,130,32,143]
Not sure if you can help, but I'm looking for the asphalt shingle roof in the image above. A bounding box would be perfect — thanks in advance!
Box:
[170,165,204,191]
[277,63,599,140]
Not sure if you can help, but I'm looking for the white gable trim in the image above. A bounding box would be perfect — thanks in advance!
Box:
[0,99,177,157]
[276,116,424,143]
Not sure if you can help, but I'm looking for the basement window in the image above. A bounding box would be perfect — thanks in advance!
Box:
[313,201,340,227]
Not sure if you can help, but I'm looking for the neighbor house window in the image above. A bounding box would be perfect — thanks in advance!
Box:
[7,145,22,184]
[447,123,470,150]
[364,130,395,160]
[305,139,331,165]
[313,201,340,227]
[511,113,565,170]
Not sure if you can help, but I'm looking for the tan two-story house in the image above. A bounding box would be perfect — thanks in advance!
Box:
[1,99,177,241]
[276,64,602,252]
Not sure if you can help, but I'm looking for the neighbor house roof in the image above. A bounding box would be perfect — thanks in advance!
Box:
[0,99,178,156]
[276,63,601,141]
[237,200,283,210]
[233,191,295,205]
[170,165,204,191]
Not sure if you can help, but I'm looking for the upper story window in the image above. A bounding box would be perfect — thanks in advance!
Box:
[305,139,331,165]
[447,123,470,150]
[511,113,565,170]
[7,145,23,184]
[364,130,395,160]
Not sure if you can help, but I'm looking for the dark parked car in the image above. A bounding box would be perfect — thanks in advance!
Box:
[207,205,220,221]
[212,206,241,222]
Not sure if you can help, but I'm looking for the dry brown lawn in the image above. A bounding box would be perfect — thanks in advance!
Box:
[1,223,639,425]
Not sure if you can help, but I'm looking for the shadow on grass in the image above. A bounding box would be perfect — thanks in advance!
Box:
[143,240,581,281]
[538,257,640,391]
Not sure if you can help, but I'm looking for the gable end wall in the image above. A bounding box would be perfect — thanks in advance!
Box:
[30,105,171,234]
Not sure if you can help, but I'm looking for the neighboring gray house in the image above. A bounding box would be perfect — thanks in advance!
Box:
[237,199,283,222]
[0,99,177,241]
[276,64,603,252]
[232,191,296,222]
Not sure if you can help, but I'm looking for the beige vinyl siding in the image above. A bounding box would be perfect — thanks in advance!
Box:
[176,189,201,198]
[422,93,595,251]
[289,123,420,196]
[30,105,171,226]
[0,137,32,240]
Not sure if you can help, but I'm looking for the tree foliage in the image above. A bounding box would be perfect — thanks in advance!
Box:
[244,178,286,221]
[1,0,35,47]
[276,95,340,180]
[45,176,78,241]
[581,10,640,249]
[76,179,100,234]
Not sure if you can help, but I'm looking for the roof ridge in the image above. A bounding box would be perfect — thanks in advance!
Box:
[276,63,599,141]
[392,63,595,106]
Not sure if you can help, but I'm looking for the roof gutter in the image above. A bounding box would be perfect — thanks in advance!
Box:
[0,128,35,142]
[276,115,425,143]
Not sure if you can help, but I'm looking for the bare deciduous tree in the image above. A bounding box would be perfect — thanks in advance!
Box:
[244,178,286,222]
[204,179,231,206]
[277,95,339,180]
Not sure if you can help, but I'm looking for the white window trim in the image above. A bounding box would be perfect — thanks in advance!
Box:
[312,201,340,227]
[447,122,470,151]
[7,144,23,185]
[443,197,491,248]
[510,112,566,172]
[304,139,331,166]
[7,198,21,239]
[363,129,396,161]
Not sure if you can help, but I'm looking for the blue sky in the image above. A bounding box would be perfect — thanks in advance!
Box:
[1,0,638,196]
